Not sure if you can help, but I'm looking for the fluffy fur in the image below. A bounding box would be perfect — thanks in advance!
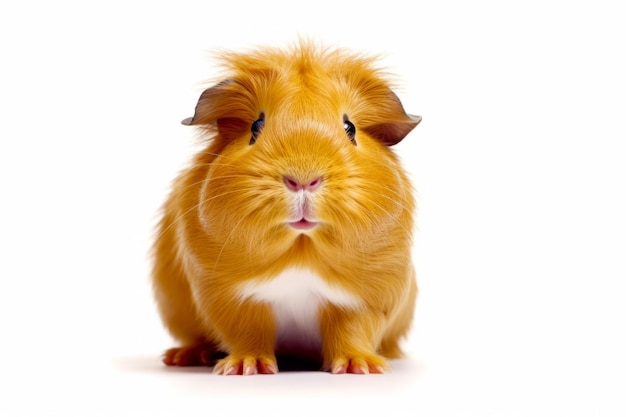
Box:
[152,42,421,375]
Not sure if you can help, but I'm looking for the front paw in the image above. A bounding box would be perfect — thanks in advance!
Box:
[325,353,389,374]
[213,353,278,376]
[162,342,215,366]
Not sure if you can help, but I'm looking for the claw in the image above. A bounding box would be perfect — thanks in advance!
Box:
[328,354,389,374]
[163,343,215,367]
[214,354,278,376]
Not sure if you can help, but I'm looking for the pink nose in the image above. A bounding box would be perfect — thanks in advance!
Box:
[284,175,323,192]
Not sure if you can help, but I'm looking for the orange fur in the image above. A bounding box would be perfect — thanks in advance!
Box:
[152,41,421,375]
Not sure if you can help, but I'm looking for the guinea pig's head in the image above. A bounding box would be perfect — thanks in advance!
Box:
[184,44,421,255]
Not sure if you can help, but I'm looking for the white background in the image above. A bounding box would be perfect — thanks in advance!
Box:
[1,1,624,416]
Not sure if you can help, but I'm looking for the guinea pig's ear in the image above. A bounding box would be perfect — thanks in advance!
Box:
[181,80,236,126]
[363,90,421,146]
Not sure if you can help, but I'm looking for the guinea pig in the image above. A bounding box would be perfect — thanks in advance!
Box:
[152,41,421,375]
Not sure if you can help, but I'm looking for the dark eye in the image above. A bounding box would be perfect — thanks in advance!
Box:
[343,115,356,145]
[250,112,265,145]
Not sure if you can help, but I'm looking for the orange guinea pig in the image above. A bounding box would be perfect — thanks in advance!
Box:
[152,42,421,375]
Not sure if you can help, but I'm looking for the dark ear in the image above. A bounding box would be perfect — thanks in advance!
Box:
[181,80,237,126]
[362,90,421,146]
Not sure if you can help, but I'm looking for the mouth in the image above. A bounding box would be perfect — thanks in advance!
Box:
[288,218,319,231]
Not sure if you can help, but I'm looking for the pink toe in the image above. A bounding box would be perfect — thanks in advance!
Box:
[258,361,278,374]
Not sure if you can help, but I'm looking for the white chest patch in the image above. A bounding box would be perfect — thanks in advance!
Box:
[237,268,362,355]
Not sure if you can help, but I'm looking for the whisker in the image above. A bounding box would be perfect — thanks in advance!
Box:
[363,188,414,216]
[361,197,414,241]
[211,214,249,276]
[152,200,203,245]
[153,188,250,245]
[342,174,409,200]
[172,175,260,195]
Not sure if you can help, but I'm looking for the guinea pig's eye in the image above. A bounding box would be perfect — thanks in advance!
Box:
[249,113,265,145]
[343,115,356,145]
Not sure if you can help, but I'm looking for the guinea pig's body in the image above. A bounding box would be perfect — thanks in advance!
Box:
[152,43,421,375]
